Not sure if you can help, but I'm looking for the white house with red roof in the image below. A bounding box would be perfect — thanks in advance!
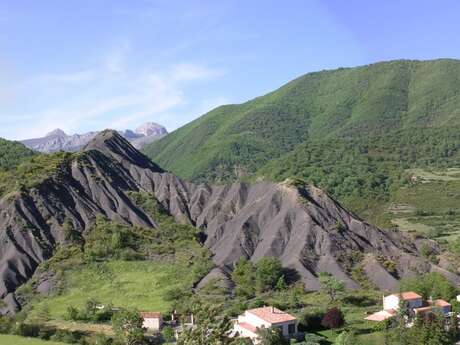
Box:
[365,291,451,322]
[383,291,423,311]
[233,306,298,343]
[140,312,163,332]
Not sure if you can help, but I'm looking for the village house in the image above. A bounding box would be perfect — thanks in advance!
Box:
[140,312,163,332]
[365,291,451,322]
[233,306,298,343]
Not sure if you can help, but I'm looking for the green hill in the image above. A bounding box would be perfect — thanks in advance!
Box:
[0,138,36,170]
[143,59,460,222]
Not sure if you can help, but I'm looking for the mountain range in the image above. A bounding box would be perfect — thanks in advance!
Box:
[0,130,456,314]
[1,58,460,320]
[21,122,167,153]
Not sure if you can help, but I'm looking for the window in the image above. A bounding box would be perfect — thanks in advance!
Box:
[288,323,295,334]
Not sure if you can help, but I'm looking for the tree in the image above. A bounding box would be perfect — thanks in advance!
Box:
[448,313,459,343]
[318,273,345,302]
[256,327,289,345]
[232,257,256,297]
[255,257,284,293]
[111,309,145,345]
[321,308,344,329]
[161,326,176,342]
[176,300,234,345]
[62,218,82,245]
[399,272,457,301]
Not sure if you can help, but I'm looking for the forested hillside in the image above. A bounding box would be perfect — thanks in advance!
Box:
[0,138,36,170]
[143,59,460,222]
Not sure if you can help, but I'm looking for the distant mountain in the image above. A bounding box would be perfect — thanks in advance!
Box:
[21,122,167,153]
[1,130,454,314]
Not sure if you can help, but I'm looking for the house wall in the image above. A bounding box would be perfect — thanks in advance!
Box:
[142,317,162,331]
[383,295,400,310]
[440,305,451,314]
[234,324,258,339]
[383,296,423,310]
[274,321,297,337]
[407,299,423,309]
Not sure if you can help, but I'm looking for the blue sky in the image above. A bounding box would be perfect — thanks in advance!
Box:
[1,0,460,140]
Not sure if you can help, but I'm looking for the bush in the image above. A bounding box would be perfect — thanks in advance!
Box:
[0,316,13,334]
[65,306,79,321]
[162,326,176,342]
[83,333,112,345]
[49,329,84,343]
[399,272,458,300]
[321,308,344,329]
[13,322,41,337]
[299,309,325,332]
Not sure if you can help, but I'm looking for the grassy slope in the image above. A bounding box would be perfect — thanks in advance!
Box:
[0,334,65,345]
[144,59,460,183]
[28,261,189,320]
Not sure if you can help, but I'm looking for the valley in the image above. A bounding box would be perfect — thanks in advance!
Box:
[1,60,460,345]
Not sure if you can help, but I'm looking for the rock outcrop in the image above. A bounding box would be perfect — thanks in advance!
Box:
[0,130,457,313]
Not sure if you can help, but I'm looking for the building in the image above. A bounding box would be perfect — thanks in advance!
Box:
[140,312,163,332]
[233,306,298,343]
[364,309,397,322]
[383,292,423,311]
[414,299,452,316]
[365,291,451,322]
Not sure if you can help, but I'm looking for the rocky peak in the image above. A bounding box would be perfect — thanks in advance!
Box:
[84,130,163,171]
[46,129,67,137]
[135,122,167,137]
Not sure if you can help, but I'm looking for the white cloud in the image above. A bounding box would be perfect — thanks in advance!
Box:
[7,50,226,139]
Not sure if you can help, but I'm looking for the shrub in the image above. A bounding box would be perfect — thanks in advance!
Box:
[255,257,284,292]
[13,322,41,337]
[321,307,344,329]
[65,306,79,321]
[162,326,176,342]
[50,329,84,343]
[299,309,325,332]
[0,316,13,334]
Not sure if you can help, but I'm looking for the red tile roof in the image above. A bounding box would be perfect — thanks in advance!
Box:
[434,299,451,307]
[237,322,258,334]
[364,309,396,322]
[391,292,422,300]
[247,306,297,324]
[140,312,161,318]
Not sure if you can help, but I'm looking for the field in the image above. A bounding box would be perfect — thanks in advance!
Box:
[384,168,460,243]
[28,260,190,321]
[0,334,65,345]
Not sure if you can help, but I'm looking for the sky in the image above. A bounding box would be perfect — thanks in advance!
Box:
[1,0,460,140]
